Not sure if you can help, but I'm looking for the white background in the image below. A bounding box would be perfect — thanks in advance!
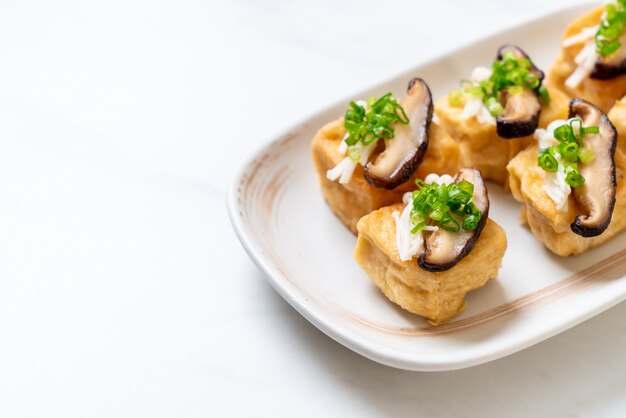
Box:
[1,0,625,417]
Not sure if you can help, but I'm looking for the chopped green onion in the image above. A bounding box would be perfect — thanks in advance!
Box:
[449,47,547,114]
[457,180,474,195]
[595,0,626,57]
[347,146,360,162]
[538,149,559,172]
[410,220,425,234]
[537,118,599,186]
[525,73,540,89]
[579,146,596,164]
[448,183,472,205]
[430,204,447,221]
[570,118,583,141]
[463,83,484,98]
[582,126,600,135]
[599,40,622,57]
[409,179,483,235]
[553,124,573,142]
[465,202,481,216]
[565,169,585,188]
[462,214,480,231]
[503,50,517,62]
[343,93,408,149]
[480,79,495,95]
[439,214,460,232]
[538,86,551,104]
[449,89,467,107]
[485,97,504,116]
[558,141,579,162]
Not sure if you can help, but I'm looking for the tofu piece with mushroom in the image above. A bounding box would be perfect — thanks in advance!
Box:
[312,120,459,233]
[312,78,460,234]
[436,45,570,186]
[507,99,626,256]
[354,168,507,325]
[547,6,626,113]
[435,89,569,186]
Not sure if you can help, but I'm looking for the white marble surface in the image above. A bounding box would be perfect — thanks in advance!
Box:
[1,0,625,416]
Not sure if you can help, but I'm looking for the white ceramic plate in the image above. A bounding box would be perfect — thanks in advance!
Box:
[228,3,626,371]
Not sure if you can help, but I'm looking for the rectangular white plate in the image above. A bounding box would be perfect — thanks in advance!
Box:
[228,3,626,371]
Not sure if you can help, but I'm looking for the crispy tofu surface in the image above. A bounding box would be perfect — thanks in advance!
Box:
[354,204,507,325]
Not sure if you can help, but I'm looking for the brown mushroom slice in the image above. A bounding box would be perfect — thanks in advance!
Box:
[496,86,542,138]
[591,32,626,80]
[495,45,544,139]
[363,77,433,190]
[569,98,617,237]
[418,168,490,272]
[497,45,545,82]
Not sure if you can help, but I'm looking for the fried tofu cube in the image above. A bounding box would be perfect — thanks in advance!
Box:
[507,144,626,256]
[547,6,626,113]
[311,118,460,234]
[434,89,569,186]
[354,204,507,325]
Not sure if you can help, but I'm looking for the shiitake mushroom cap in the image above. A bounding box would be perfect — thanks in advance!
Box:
[363,78,433,190]
[568,98,617,237]
[418,167,490,272]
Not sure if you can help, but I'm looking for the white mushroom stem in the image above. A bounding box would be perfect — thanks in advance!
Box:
[326,139,377,184]
[337,135,348,154]
[565,36,599,89]
[393,197,425,262]
[562,25,598,48]
[461,98,496,126]
[326,110,375,184]
[461,98,482,119]
[424,173,454,186]
[534,118,581,211]
[459,67,497,126]
[393,175,450,262]
[471,66,492,82]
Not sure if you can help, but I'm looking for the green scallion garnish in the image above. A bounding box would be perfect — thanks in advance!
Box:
[596,0,626,57]
[448,49,550,116]
[538,149,558,172]
[579,146,596,164]
[538,86,551,105]
[537,118,599,187]
[565,167,586,188]
[347,146,361,162]
[409,179,481,234]
[343,93,408,148]
[558,141,580,162]
[485,97,504,116]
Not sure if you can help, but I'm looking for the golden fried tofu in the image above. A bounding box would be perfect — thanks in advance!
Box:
[547,6,626,113]
[354,204,507,325]
[507,144,626,256]
[608,95,626,153]
[434,88,569,186]
[311,118,460,234]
